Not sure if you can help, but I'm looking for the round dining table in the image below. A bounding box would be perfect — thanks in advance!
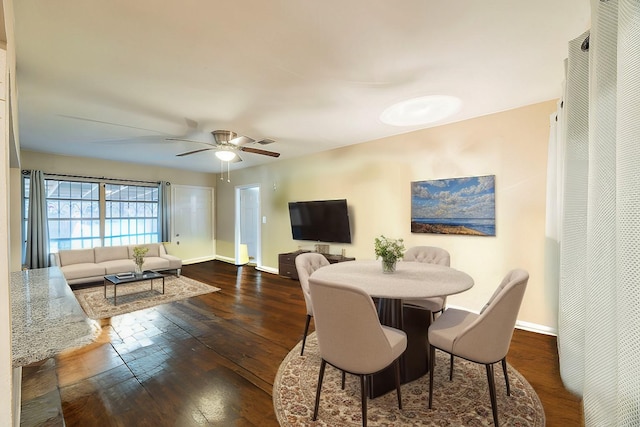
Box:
[311,259,474,397]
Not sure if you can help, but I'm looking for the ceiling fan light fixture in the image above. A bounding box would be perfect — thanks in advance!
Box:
[380,95,462,126]
[215,150,236,161]
[212,130,237,144]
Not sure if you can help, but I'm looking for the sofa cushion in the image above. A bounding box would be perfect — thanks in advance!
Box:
[140,257,171,271]
[95,246,130,263]
[61,263,106,281]
[99,260,137,275]
[58,249,95,266]
[161,254,182,270]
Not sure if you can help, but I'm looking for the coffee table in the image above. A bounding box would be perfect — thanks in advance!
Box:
[103,270,165,305]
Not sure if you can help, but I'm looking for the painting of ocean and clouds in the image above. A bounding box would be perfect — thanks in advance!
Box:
[411,175,496,236]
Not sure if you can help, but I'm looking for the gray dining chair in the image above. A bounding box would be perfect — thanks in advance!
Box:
[294,252,330,355]
[428,268,529,427]
[309,277,407,427]
[402,246,451,318]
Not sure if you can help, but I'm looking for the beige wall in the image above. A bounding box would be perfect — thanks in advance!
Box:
[216,100,557,331]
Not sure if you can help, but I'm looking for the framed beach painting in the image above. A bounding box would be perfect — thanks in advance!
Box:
[411,175,496,236]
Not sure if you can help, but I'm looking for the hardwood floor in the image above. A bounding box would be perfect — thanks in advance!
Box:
[21,260,583,426]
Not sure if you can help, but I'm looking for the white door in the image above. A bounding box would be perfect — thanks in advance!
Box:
[170,185,215,262]
[236,185,260,266]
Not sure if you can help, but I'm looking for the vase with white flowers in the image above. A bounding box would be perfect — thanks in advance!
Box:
[132,246,149,275]
[374,235,405,273]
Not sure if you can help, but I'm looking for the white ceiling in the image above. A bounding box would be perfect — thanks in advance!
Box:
[13,1,590,173]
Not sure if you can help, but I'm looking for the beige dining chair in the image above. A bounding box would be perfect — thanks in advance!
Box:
[402,246,451,318]
[427,268,529,427]
[309,277,407,427]
[294,252,330,355]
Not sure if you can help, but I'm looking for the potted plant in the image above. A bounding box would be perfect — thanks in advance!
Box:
[132,246,149,275]
[374,235,405,273]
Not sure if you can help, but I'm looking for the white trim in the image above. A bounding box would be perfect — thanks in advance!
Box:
[515,320,557,336]
[256,265,278,275]
[182,255,217,265]
[445,304,557,337]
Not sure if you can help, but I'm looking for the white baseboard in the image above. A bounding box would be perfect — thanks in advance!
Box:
[256,265,278,275]
[445,304,557,337]
[515,320,557,336]
[213,255,235,264]
[211,256,279,275]
[182,255,217,265]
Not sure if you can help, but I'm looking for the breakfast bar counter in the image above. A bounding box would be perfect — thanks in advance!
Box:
[11,267,98,367]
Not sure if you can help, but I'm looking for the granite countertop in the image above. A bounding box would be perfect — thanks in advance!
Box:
[11,267,98,367]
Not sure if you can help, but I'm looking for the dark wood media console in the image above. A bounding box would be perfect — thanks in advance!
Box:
[278,250,355,280]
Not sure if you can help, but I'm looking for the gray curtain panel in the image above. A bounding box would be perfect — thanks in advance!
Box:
[159,181,171,243]
[25,170,50,269]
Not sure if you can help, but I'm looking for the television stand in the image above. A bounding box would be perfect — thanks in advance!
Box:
[278,250,355,280]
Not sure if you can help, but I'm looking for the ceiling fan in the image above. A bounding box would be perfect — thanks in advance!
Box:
[169,130,281,161]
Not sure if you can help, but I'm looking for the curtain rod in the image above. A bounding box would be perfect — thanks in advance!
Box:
[22,170,168,186]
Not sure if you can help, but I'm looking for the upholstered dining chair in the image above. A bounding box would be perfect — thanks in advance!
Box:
[309,277,407,427]
[294,252,330,355]
[402,246,451,318]
[427,268,529,427]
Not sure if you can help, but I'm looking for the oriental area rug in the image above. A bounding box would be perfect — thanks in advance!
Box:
[74,275,220,320]
[273,333,545,426]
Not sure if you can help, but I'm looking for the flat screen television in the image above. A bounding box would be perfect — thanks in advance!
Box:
[288,199,352,243]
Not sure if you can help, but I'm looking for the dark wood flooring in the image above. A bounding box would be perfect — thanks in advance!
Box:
[21,260,583,426]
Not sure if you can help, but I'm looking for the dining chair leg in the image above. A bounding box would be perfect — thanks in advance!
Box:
[501,357,510,396]
[341,370,346,390]
[301,315,311,356]
[394,359,403,409]
[428,345,436,409]
[485,363,499,427]
[312,359,327,421]
[360,375,368,427]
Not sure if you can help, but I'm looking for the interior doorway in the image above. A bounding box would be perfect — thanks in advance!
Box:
[235,185,261,266]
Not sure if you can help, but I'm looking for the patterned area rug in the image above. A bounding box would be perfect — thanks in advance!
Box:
[74,275,220,319]
[273,333,545,426]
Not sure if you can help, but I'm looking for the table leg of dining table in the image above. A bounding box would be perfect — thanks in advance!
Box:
[370,299,431,399]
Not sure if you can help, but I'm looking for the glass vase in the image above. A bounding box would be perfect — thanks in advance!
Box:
[381,258,397,273]
[134,263,144,276]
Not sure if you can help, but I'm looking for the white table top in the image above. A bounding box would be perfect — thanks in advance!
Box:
[311,259,474,299]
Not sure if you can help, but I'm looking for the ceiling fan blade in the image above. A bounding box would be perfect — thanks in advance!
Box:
[166,137,211,145]
[58,114,164,134]
[89,135,163,144]
[231,154,243,163]
[230,135,255,145]
[176,147,214,157]
[256,138,275,145]
[240,146,281,157]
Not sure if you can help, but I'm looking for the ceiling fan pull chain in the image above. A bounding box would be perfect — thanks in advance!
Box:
[220,159,224,181]
[227,160,231,183]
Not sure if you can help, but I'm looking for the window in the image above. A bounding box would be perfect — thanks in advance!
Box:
[23,174,160,254]
[46,179,100,251]
[105,184,159,246]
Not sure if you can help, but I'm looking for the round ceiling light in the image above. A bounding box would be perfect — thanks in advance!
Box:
[215,150,236,161]
[380,95,462,126]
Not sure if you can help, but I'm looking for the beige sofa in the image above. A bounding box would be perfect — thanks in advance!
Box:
[49,243,182,285]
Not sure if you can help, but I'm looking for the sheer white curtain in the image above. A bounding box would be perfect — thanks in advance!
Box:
[552,1,640,425]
